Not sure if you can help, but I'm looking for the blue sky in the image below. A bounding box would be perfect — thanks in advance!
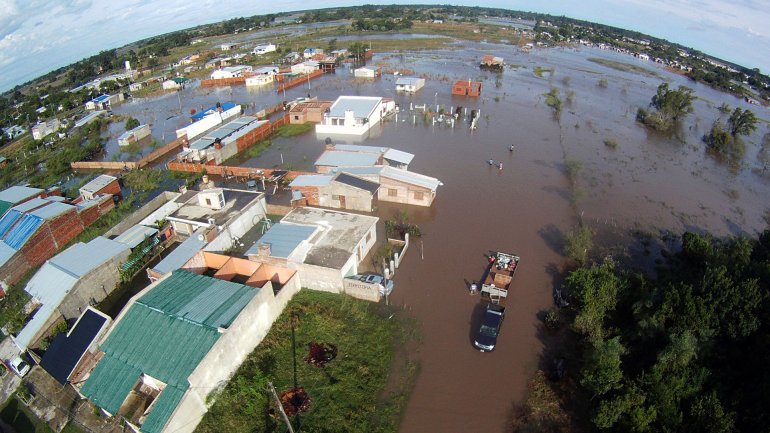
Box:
[1,0,768,92]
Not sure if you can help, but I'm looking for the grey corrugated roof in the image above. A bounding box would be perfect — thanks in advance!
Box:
[381,166,442,191]
[245,223,316,258]
[80,175,117,194]
[315,150,379,168]
[0,241,16,267]
[189,137,214,151]
[151,232,207,275]
[30,202,73,220]
[290,174,333,187]
[10,197,48,213]
[328,96,381,119]
[383,148,415,165]
[49,237,130,278]
[0,186,43,204]
[113,225,158,249]
[396,77,424,86]
[332,144,384,154]
[336,166,384,176]
[334,173,380,194]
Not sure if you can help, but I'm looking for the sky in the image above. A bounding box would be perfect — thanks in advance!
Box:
[1,0,769,93]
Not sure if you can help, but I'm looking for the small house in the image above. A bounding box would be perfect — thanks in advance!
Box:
[118,124,151,146]
[315,96,394,137]
[210,65,252,80]
[452,80,483,97]
[303,48,323,59]
[31,119,62,140]
[79,175,121,201]
[395,77,425,93]
[85,93,124,110]
[220,42,238,51]
[290,61,319,75]
[288,101,333,124]
[245,66,279,86]
[480,54,505,71]
[253,43,277,55]
[354,67,381,78]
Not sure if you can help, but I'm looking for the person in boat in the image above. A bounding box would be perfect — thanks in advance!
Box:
[509,144,515,151]
[488,159,495,166]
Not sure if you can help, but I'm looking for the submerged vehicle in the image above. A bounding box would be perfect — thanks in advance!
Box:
[350,273,394,295]
[473,303,506,352]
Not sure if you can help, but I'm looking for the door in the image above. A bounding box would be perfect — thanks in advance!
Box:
[339,195,346,209]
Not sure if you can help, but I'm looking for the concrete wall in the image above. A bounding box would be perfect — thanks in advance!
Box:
[318,182,373,212]
[58,250,130,319]
[342,278,381,302]
[103,192,180,238]
[160,390,206,433]
[204,195,267,252]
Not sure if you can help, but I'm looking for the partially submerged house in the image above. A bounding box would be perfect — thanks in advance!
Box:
[244,66,279,86]
[395,77,425,93]
[11,236,130,352]
[480,54,505,71]
[177,116,269,164]
[31,119,63,140]
[78,175,121,201]
[210,65,252,80]
[118,124,152,147]
[175,102,241,141]
[315,96,395,137]
[80,264,300,433]
[452,80,483,97]
[354,67,381,78]
[314,143,414,172]
[289,101,333,124]
[86,94,124,111]
[246,207,378,295]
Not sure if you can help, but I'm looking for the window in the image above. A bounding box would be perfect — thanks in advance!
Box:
[414,191,424,201]
[205,198,212,206]
[366,232,372,242]
[332,194,341,200]
[388,188,398,197]
[294,115,300,120]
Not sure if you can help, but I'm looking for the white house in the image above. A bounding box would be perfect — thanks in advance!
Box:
[290,61,319,75]
[245,66,279,86]
[85,94,124,111]
[210,65,253,80]
[395,77,425,93]
[220,43,238,51]
[31,119,62,140]
[252,43,277,55]
[316,96,394,136]
[354,67,380,78]
[118,124,151,147]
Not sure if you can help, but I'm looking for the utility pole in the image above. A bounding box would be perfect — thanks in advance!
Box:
[268,382,296,433]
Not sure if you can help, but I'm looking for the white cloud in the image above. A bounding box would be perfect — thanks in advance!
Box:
[1,0,769,92]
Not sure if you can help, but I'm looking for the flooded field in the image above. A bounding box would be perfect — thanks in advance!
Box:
[114,41,769,432]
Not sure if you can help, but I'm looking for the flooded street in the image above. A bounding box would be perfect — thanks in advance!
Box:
[115,40,770,432]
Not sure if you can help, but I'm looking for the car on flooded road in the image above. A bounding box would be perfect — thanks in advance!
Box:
[473,303,506,352]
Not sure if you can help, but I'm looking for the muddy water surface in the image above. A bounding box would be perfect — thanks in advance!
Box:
[116,41,770,432]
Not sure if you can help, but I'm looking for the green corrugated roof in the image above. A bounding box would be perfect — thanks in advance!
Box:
[138,270,258,329]
[0,200,12,217]
[82,270,259,433]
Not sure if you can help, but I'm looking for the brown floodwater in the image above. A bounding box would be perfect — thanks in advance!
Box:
[113,40,770,432]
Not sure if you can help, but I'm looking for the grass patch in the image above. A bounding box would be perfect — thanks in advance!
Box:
[274,122,314,138]
[196,289,417,433]
[587,58,659,78]
[534,66,555,78]
[544,88,562,115]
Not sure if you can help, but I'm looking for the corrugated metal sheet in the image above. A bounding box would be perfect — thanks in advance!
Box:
[141,385,187,433]
[245,223,316,258]
[151,232,206,275]
[334,173,379,193]
[0,201,12,217]
[14,295,70,351]
[114,225,158,249]
[328,96,381,119]
[0,241,15,267]
[80,354,143,415]
[11,198,48,213]
[222,120,268,144]
[333,144,383,154]
[30,201,73,220]
[0,210,23,238]
[80,175,117,194]
[381,166,442,191]
[383,148,415,165]
[50,237,130,278]
[4,214,43,250]
[315,150,379,168]
[0,186,43,203]
[290,174,333,187]
[139,270,258,329]
[82,270,257,431]
[23,261,78,300]
[189,137,214,150]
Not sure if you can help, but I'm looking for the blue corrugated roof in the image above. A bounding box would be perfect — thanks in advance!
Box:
[4,214,43,250]
[245,223,316,258]
[93,94,110,102]
[190,102,238,120]
[315,150,380,168]
[0,210,23,238]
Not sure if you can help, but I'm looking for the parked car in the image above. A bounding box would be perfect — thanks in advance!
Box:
[473,303,506,352]
[351,273,394,295]
[10,356,30,377]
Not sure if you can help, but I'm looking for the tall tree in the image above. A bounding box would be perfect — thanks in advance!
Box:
[727,107,757,137]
